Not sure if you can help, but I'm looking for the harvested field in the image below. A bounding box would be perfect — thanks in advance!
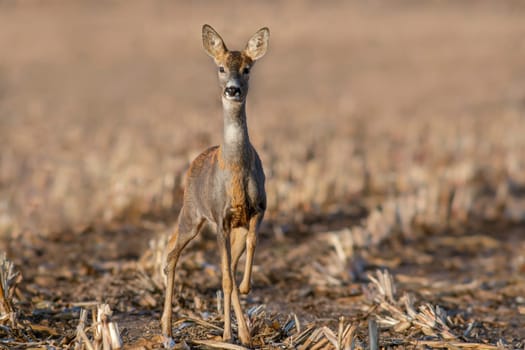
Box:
[1,1,525,349]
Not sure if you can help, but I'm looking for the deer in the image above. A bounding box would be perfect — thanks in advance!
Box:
[160,24,269,346]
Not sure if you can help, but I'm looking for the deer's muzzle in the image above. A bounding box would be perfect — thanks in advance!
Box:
[224,86,242,100]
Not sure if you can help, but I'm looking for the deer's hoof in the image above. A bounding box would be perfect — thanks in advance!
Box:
[239,333,251,346]
[162,335,176,349]
[239,282,251,295]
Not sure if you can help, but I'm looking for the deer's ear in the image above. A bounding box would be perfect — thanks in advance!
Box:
[244,27,269,61]
[202,24,227,60]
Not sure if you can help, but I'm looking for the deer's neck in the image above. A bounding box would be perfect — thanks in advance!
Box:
[221,100,251,165]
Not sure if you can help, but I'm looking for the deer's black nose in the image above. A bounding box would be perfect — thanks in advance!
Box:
[225,86,241,97]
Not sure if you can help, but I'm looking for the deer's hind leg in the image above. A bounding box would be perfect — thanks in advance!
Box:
[217,224,251,345]
[231,227,248,281]
[230,228,250,344]
[161,208,205,338]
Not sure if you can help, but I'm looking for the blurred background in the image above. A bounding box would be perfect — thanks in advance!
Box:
[1,1,524,238]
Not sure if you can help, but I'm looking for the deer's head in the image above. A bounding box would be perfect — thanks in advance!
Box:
[202,24,269,104]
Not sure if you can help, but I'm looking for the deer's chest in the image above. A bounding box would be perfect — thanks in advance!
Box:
[224,170,261,228]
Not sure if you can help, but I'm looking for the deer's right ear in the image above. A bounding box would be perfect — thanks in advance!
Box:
[202,24,227,60]
[244,27,269,61]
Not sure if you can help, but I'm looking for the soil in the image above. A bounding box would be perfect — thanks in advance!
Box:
[4,216,524,348]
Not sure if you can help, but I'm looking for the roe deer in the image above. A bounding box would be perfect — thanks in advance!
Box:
[161,24,269,345]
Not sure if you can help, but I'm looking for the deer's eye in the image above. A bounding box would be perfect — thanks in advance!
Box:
[243,67,250,74]
[219,67,225,73]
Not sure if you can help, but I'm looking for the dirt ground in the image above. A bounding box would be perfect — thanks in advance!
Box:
[1,1,525,349]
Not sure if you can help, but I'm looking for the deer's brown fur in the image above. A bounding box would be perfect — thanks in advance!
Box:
[161,24,269,346]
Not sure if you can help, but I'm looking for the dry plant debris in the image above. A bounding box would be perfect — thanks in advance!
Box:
[1,253,124,350]
[74,304,123,350]
[0,252,21,328]
[365,269,511,349]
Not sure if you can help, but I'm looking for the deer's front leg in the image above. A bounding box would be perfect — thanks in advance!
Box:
[217,224,233,342]
[239,213,261,294]
[161,213,205,339]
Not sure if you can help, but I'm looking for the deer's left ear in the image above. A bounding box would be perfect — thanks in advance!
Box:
[244,27,269,61]
[203,24,228,60]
